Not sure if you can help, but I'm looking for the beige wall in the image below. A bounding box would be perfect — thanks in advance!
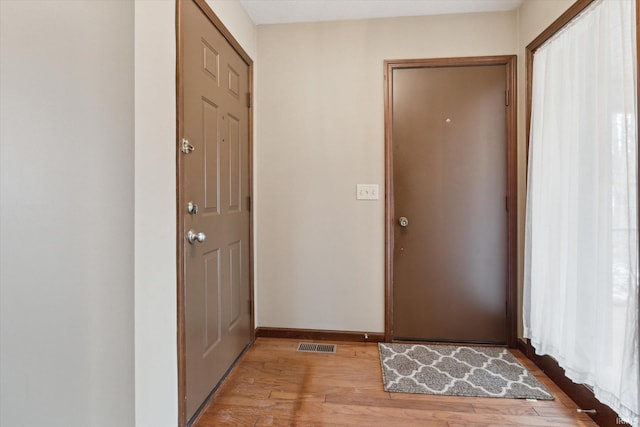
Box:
[515,0,575,338]
[206,0,257,59]
[256,12,518,332]
[134,1,178,426]
[0,1,135,426]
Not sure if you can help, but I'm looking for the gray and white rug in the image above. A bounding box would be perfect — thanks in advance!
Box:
[379,343,554,400]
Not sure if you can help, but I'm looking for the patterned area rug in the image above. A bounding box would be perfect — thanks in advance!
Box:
[379,343,554,400]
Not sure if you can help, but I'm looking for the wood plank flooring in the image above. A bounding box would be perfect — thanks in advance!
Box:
[192,338,597,426]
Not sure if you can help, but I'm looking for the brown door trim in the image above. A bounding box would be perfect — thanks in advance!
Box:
[384,55,518,347]
[176,0,254,425]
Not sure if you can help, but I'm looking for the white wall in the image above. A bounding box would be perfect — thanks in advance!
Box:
[256,12,518,332]
[133,1,256,426]
[0,1,135,426]
[515,0,575,337]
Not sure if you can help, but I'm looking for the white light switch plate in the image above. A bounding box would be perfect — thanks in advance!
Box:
[356,184,379,200]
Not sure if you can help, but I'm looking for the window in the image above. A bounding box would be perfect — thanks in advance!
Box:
[524,1,638,425]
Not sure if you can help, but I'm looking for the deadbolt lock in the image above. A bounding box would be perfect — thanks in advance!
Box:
[187,201,199,215]
[398,216,409,227]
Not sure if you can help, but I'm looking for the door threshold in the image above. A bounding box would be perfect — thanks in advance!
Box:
[392,337,508,347]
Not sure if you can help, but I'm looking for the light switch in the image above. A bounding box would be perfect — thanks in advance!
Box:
[356,184,379,200]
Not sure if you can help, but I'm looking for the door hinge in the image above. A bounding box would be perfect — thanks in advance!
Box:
[246,195,251,212]
[505,89,510,106]
[247,92,251,108]
[505,196,509,211]
[248,300,252,315]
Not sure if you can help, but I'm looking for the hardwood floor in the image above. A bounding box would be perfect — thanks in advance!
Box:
[192,338,597,426]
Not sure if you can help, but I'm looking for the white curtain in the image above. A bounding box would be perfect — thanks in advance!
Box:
[524,0,638,425]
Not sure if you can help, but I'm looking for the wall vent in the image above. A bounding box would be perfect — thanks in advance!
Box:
[296,342,336,354]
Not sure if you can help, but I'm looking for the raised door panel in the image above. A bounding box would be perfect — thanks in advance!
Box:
[182,0,251,420]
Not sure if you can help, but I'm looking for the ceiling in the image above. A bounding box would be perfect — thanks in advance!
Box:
[239,0,525,25]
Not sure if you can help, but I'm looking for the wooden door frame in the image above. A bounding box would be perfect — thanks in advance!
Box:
[384,55,518,347]
[176,0,254,425]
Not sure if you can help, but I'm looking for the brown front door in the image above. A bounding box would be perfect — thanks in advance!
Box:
[180,0,251,419]
[391,62,509,344]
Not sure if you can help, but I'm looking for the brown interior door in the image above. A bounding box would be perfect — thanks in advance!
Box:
[392,64,507,344]
[182,0,251,419]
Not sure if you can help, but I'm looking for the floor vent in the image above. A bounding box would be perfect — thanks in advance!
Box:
[296,342,337,354]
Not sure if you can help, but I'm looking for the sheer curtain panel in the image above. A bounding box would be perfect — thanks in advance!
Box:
[524,0,639,425]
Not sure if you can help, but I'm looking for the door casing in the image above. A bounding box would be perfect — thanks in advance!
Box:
[176,0,254,425]
[383,55,518,347]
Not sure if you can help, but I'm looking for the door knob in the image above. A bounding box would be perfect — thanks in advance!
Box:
[187,230,206,244]
[398,216,409,227]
